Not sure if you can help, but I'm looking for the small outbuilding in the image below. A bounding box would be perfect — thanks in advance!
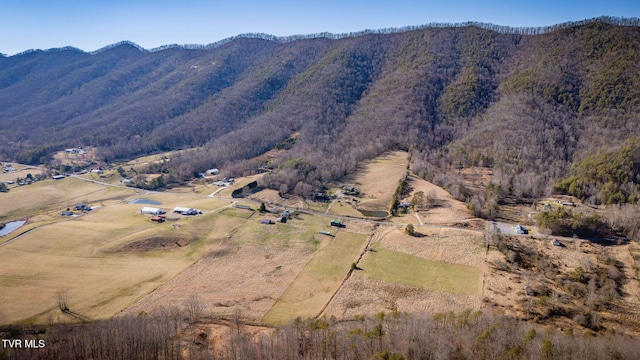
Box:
[260,219,273,225]
[330,219,344,227]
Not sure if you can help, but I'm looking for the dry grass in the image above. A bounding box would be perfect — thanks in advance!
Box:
[125,212,345,323]
[0,199,244,324]
[0,164,44,184]
[349,151,408,211]
[324,225,486,319]
[232,212,326,247]
[324,274,481,320]
[327,200,364,217]
[129,193,230,211]
[396,175,479,227]
[380,227,487,268]
[359,242,482,296]
[124,244,314,322]
[262,231,367,325]
[0,177,137,222]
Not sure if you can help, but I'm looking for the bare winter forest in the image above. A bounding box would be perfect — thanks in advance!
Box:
[3,310,640,360]
[1,17,640,205]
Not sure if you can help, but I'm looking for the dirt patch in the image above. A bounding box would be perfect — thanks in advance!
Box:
[119,237,191,252]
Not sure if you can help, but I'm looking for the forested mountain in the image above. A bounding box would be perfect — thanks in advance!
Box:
[2,17,640,198]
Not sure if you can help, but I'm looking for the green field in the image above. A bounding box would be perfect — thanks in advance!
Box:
[359,243,482,296]
[262,231,367,324]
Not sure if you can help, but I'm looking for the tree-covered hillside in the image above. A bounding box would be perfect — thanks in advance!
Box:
[1,17,640,198]
[555,139,640,204]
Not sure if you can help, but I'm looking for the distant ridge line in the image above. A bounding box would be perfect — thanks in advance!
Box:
[6,16,640,58]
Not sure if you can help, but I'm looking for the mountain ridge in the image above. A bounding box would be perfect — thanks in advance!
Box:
[4,16,639,57]
[2,16,640,200]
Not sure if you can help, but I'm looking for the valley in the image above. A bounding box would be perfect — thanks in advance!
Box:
[1,150,639,341]
[2,17,640,358]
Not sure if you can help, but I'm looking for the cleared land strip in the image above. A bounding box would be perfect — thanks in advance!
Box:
[262,231,367,325]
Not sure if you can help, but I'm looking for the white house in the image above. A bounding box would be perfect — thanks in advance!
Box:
[140,207,165,215]
[206,168,220,176]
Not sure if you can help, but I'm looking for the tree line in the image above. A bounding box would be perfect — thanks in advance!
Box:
[2,309,638,359]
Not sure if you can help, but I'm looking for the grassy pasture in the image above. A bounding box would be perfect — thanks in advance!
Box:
[349,151,408,211]
[328,200,363,217]
[128,192,230,212]
[0,164,43,184]
[232,212,326,248]
[0,196,243,324]
[262,231,367,325]
[219,207,255,219]
[359,242,482,296]
[0,177,137,222]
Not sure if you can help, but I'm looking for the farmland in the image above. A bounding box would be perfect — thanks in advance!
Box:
[0,150,489,327]
[263,231,367,324]
[2,149,639,341]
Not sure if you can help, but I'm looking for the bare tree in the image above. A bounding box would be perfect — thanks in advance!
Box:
[232,307,243,335]
[184,293,205,323]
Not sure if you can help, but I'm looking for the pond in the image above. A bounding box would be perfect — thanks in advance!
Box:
[357,209,389,218]
[0,220,27,237]
[128,198,162,205]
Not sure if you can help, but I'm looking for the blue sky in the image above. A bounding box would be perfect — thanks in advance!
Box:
[1,0,639,55]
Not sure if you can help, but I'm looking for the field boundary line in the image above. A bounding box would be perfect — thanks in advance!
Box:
[316,227,378,319]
